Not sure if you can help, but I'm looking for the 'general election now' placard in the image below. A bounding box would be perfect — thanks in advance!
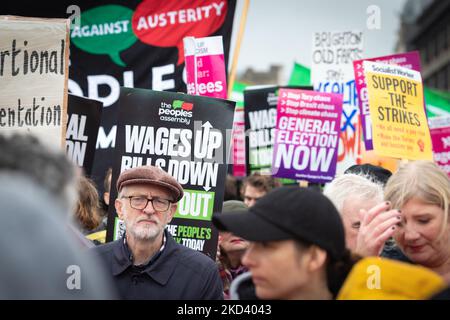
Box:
[106,88,235,259]
[364,61,432,160]
[272,89,343,183]
[0,16,70,149]
[244,85,312,176]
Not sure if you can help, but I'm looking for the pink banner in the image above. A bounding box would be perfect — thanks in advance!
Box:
[232,106,246,176]
[184,36,227,99]
[429,116,450,178]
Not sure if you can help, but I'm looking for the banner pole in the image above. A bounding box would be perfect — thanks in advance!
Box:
[227,0,250,98]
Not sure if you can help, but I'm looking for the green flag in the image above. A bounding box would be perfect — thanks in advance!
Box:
[425,87,450,118]
[288,62,311,86]
[229,81,247,108]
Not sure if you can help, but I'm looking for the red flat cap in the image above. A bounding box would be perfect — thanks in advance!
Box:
[116,166,184,202]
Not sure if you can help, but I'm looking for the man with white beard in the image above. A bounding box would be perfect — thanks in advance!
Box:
[92,165,223,299]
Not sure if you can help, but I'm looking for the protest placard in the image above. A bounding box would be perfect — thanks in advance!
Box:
[244,85,312,176]
[364,61,432,160]
[0,16,70,149]
[311,30,364,173]
[184,35,227,99]
[229,81,247,177]
[272,89,343,183]
[353,51,421,150]
[8,1,237,195]
[106,88,235,259]
[429,116,450,177]
[66,94,103,175]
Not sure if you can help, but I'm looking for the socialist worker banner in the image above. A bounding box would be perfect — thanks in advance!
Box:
[364,61,432,160]
[353,51,421,150]
[3,0,236,193]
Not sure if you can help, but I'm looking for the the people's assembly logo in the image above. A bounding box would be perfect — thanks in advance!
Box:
[159,99,194,125]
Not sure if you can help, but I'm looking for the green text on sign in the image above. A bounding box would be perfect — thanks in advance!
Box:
[175,189,215,221]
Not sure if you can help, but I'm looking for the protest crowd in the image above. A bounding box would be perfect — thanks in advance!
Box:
[1,0,450,301]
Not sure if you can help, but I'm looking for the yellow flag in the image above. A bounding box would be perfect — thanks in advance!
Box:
[364,61,432,160]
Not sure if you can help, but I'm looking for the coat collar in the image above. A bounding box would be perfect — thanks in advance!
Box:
[111,229,180,286]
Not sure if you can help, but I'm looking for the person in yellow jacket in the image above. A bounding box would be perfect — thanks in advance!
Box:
[338,257,447,300]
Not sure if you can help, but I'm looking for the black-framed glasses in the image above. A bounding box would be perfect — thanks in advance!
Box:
[123,196,172,211]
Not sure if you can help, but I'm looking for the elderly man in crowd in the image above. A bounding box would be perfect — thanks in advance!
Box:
[92,165,223,299]
[324,168,407,260]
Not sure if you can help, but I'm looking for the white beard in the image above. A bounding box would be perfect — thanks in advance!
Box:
[128,221,163,241]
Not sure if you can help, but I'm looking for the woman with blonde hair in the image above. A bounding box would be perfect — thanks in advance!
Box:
[384,160,450,281]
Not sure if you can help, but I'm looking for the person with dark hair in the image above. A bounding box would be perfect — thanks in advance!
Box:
[102,167,113,210]
[224,174,239,201]
[0,134,78,213]
[216,200,249,299]
[344,163,392,186]
[0,133,93,248]
[213,186,356,300]
[240,173,279,207]
[91,165,223,299]
[74,175,102,234]
[0,172,116,299]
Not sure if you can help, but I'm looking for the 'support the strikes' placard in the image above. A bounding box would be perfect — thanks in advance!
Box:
[107,88,235,259]
[353,51,421,150]
[364,61,432,160]
[312,30,363,173]
[66,94,103,175]
[184,35,227,99]
[429,116,450,177]
[0,16,70,149]
[272,89,343,183]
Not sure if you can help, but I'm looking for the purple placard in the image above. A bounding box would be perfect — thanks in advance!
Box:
[353,51,421,150]
[272,89,343,183]
[429,116,450,178]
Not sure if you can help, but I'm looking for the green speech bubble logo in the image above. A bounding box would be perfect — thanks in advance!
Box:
[71,5,136,67]
[172,100,184,109]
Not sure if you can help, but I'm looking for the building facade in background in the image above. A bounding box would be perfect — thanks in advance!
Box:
[238,65,283,85]
[397,0,450,90]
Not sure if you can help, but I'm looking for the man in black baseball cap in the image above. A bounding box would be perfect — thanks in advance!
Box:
[213,186,351,300]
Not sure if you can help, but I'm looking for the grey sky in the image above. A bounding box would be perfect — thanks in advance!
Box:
[230,0,408,83]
